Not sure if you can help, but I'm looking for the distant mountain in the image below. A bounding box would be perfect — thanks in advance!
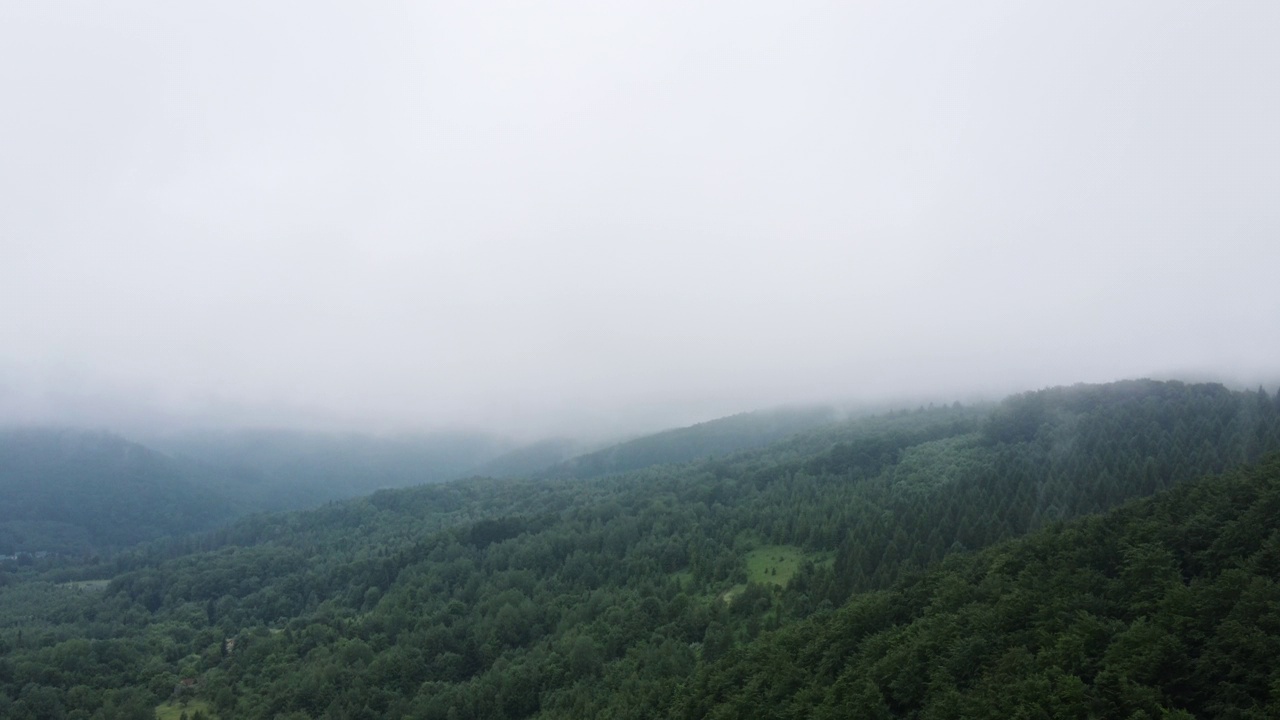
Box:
[146,428,515,509]
[539,405,845,479]
[468,437,585,478]
[0,428,237,554]
[0,427,519,555]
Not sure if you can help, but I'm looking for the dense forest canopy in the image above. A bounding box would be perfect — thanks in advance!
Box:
[676,452,1280,719]
[0,406,860,556]
[1,379,1278,719]
[0,429,237,555]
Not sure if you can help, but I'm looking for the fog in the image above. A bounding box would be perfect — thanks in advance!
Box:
[2,1,1278,438]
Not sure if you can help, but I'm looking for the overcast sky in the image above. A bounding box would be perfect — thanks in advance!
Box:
[2,1,1278,438]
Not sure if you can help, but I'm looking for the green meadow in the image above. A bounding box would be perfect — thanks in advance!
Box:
[155,699,217,720]
[745,544,807,587]
[721,544,822,603]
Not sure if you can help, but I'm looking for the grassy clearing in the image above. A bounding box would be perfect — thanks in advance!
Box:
[746,545,806,587]
[62,579,111,592]
[718,545,825,604]
[155,699,217,719]
[719,584,747,604]
[670,570,694,590]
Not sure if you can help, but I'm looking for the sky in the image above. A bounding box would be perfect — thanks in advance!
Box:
[2,1,1279,439]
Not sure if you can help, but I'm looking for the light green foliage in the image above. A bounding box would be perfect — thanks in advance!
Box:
[745,545,806,588]
[884,435,992,496]
[61,579,111,592]
[155,699,217,720]
[719,584,746,604]
[721,545,818,605]
[669,570,694,590]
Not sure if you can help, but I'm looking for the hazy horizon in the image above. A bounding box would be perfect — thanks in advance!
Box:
[4,2,1278,439]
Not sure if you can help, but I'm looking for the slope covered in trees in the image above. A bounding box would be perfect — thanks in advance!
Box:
[0,380,1277,719]
[0,429,238,554]
[469,438,584,479]
[0,405,856,557]
[676,453,1280,719]
[538,405,844,480]
[147,428,516,511]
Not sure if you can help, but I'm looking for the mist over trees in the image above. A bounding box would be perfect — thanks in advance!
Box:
[0,429,236,554]
[3,3,1278,717]
[2,379,1279,718]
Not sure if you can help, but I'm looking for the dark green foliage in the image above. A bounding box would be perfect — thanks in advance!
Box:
[675,453,1280,719]
[1,380,1278,718]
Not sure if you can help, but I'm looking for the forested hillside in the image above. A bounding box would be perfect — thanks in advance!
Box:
[0,429,237,554]
[676,453,1280,719]
[0,380,1277,719]
[0,427,523,555]
[538,405,843,480]
[470,439,584,479]
[147,429,516,511]
[0,407,843,557]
